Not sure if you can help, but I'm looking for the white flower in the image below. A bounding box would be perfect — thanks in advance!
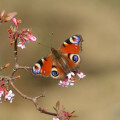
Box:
[0,97,2,103]
[67,72,75,80]
[58,72,85,87]
[67,79,75,86]
[58,79,75,87]
[17,42,26,49]
[5,90,15,103]
[0,90,4,97]
[58,80,69,87]
[53,117,60,120]
[0,90,4,103]
[77,72,86,80]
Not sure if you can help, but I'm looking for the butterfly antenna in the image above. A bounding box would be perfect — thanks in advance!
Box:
[38,33,54,49]
[50,32,54,49]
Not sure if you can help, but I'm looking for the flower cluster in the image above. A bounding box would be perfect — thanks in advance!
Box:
[58,72,86,87]
[0,10,17,23]
[8,17,36,49]
[0,81,15,103]
[53,101,77,120]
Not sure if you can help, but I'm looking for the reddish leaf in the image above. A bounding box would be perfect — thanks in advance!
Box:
[4,63,10,68]
[1,10,5,17]
[56,101,60,111]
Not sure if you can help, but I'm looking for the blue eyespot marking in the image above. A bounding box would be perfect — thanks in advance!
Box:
[73,55,78,63]
[75,36,80,43]
[32,68,40,74]
[52,71,59,77]
[71,35,81,43]
[32,65,40,74]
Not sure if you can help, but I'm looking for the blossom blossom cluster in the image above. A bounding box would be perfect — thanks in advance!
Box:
[53,101,77,120]
[0,81,15,103]
[58,72,86,87]
[8,17,36,49]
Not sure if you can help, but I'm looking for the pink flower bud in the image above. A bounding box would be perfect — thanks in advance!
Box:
[12,17,18,29]
[28,34,36,41]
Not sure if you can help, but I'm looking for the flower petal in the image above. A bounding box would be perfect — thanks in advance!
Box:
[12,17,18,29]
[67,72,75,79]
[28,34,36,41]
[77,72,86,79]
[58,80,69,87]
[17,42,26,49]
[53,117,60,120]
[5,90,15,103]
[0,90,4,97]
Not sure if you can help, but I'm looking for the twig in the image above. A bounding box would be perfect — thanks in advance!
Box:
[17,65,32,70]
[14,39,18,65]
[0,75,16,81]
[9,39,18,78]
[0,63,10,71]
[9,80,57,116]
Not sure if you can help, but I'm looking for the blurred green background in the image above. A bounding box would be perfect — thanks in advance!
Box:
[0,0,120,120]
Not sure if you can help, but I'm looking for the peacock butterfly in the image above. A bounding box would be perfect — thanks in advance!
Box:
[32,35,83,80]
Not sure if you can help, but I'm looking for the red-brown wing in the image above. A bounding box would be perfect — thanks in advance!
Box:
[60,35,83,54]
[32,56,52,76]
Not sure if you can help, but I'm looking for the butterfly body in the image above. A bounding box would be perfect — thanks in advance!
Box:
[51,48,70,73]
[32,35,83,80]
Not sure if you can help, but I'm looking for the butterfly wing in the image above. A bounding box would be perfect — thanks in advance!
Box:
[32,56,52,76]
[60,35,83,54]
[60,35,83,70]
[32,55,66,79]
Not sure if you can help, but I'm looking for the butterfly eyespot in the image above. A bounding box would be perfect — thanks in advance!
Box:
[51,67,59,78]
[69,54,80,63]
[69,35,80,43]
[51,71,59,77]
[32,63,41,74]
[73,55,78,63]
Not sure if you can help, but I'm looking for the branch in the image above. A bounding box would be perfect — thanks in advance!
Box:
[0,15,59,118]
[14,39,18,65]
[6,36,57,116]
[9,80,57,116]
[17,65,32,70]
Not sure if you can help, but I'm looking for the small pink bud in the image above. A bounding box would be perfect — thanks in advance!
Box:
[28,34,36,41]
[1,10,5,17]
[12,17,18,29]
[4,63,10,68]
[15,75,20,79]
